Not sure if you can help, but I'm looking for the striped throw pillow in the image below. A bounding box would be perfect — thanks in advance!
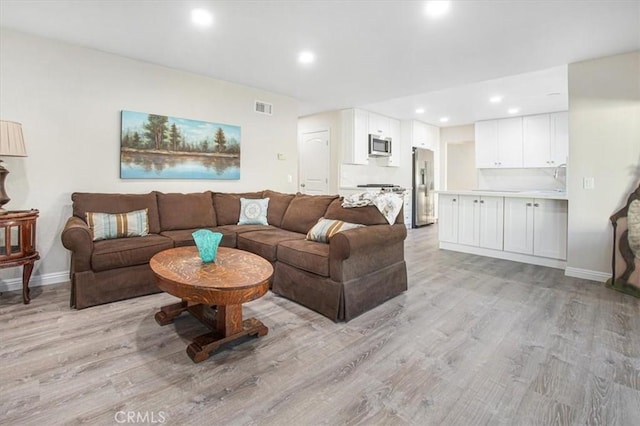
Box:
[306,217,364,243]
[86,208,149,241]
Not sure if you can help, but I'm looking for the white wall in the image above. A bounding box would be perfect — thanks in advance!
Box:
[446,142,476,190]
[566,51,640,281]
[440,124,476,190]
[0,29,299,289]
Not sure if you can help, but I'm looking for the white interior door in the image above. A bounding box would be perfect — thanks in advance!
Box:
[300,130,329,194]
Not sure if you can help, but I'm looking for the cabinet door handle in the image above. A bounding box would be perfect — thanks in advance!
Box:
[534,203,540,207]
[526,203,532,206]
[474,200,478,203]
[452,199,456,202]
[480,200,485,204]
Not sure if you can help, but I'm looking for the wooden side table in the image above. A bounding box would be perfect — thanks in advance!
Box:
[0,209,39,304]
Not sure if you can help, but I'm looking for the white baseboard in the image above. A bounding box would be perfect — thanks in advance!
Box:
[439,242,567,269]
[0,271,69,293]
[564,267,610,283]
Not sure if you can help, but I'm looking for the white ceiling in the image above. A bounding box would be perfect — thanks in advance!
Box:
[1,1,638,126]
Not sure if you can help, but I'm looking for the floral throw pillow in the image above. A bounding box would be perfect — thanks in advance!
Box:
[238,198,270,225]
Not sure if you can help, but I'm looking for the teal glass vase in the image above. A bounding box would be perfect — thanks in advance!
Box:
[192,229,223,263]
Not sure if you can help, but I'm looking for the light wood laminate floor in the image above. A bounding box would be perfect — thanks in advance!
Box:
[1,226,639,425]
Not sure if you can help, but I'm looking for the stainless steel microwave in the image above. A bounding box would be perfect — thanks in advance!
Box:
[368,134,392,157]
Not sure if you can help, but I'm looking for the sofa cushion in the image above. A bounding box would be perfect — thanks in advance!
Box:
[277,239,330,277]
[237,229,305,262]
[91,234,173,272]
[160,228,236,248]
[263,190,295,227]
[281,193,339,234]
[72,192,161,234]
[157,192,216,231]
[324,198,390,225]
[86,208,149,241]
[213,192,264,225]
[238,198,270,225]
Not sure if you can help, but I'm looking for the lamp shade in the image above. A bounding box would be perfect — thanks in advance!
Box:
[0,120,28,157]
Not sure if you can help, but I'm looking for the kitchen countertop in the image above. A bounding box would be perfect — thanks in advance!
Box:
[436,189,568,200]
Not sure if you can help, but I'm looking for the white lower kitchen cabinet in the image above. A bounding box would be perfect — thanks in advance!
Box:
[403,193,412,229]
[437,194,458,243]
[503,198,567,260]
[438,190,568,269]
[533,199,568,259]
[458,195,503,250]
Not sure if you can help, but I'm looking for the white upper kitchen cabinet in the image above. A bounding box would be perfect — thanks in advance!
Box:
[475,120,498,168]
[407,120,439,150]
[368,112,390,136]
[522,112,569,167]
[550,111,568,165]
[475,117,523,168]
[341,108,369,165]
[503,197,567,260]
[386,118,401,167]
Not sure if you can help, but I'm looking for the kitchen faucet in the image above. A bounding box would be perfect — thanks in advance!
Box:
[553,163,567,179]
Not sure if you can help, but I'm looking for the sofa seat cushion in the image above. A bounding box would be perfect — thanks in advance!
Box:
[160,228,236,248]
[277,239,330,277]
[91,234,173,272]
[237,229,305,262]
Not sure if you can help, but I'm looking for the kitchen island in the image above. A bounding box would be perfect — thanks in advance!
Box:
[436,189,568,269]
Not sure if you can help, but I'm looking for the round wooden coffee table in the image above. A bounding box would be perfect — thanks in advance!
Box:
[150,246,273,363]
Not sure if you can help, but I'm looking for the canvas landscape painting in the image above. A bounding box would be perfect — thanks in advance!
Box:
[120,110,241,179]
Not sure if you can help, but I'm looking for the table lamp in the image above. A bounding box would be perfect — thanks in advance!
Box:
[0,120,28,214]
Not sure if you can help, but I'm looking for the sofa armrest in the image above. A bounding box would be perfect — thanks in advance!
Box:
[61,216,93,272]
[330,223,407,260]
[329,223,406,282]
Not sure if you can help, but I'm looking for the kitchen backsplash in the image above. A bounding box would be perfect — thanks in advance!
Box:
[477,167,567,191]
[341,157,410,188]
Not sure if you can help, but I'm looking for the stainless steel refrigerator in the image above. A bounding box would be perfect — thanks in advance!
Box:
[412,147,435,227]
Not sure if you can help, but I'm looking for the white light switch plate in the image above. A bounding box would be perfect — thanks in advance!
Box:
[583,177,595,189]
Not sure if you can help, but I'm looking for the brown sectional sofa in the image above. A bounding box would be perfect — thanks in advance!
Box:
[61,190,407,321]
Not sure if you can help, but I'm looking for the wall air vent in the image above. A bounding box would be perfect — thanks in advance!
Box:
[255,100,273,115]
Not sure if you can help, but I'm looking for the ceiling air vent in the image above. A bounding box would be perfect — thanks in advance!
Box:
[255,100,273,115]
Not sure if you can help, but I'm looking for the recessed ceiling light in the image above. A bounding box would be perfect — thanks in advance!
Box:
[298,51,315,64]
[508,108,520,114]
[489,95,503,103]
[425,1,451,18]
[415,108,425,114]
[191,8,213,27]
[439,117,449,123]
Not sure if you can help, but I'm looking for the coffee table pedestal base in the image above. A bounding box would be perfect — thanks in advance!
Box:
[155,301,268,363]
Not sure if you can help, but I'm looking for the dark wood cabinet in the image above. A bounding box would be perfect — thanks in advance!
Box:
[0,209,39,304]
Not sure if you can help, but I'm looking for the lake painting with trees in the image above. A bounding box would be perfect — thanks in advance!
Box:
[120,110,241,179]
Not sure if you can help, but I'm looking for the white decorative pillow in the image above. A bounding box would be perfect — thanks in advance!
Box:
[86,208,149,241]
[628,199,640,259]
[306,218,365,243]
[238,198,270,225]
